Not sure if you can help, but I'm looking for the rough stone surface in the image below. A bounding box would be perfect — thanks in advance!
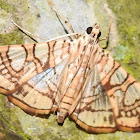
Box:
[0,0,140,139]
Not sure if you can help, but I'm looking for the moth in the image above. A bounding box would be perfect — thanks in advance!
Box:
[0,23,140,134]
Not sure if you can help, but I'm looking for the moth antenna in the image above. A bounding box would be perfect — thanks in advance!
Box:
[48,0,77,39]
[11,20,48,41]
[46,33,79,42]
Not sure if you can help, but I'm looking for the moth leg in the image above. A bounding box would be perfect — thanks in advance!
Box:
[12,20,48,42]
[48,1,77,39]
[100,21,112,49]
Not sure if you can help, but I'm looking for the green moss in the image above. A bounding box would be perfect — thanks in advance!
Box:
[113,44,128,60]
[107,0,140,81]
[0,0,39,43]
[0,0,17,13]
[0,30,24,45]
[0,95,31,140]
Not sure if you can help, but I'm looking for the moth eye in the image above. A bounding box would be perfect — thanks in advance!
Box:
[86,27,93,34]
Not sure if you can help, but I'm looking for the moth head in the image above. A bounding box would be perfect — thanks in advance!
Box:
[86,23,101,38]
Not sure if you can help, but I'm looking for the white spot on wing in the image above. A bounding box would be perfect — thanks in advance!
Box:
[35,43,48,66]
[110,67,127,85]
[8,46,26,71]
[125,83,140,105]
[104,55,114,74]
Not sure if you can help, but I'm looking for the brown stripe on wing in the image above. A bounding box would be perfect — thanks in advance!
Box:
[101,61,136,96]
[100,59,140,132]
[32,44,43,73]
[62,40,71,58]
[70,113,116,133]
[70,67,117,133]
[0,39,72,93]
[48,40,56,68]
[8,95,55,115]
[0,44,38,82]
[0,45,26,76]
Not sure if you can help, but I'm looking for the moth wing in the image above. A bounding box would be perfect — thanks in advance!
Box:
[8,57,69,115]
[99,53,140,132]
[0,40,72,94]
[0,39,73,115]
[70,65,116,133]
[71,45,140,133]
